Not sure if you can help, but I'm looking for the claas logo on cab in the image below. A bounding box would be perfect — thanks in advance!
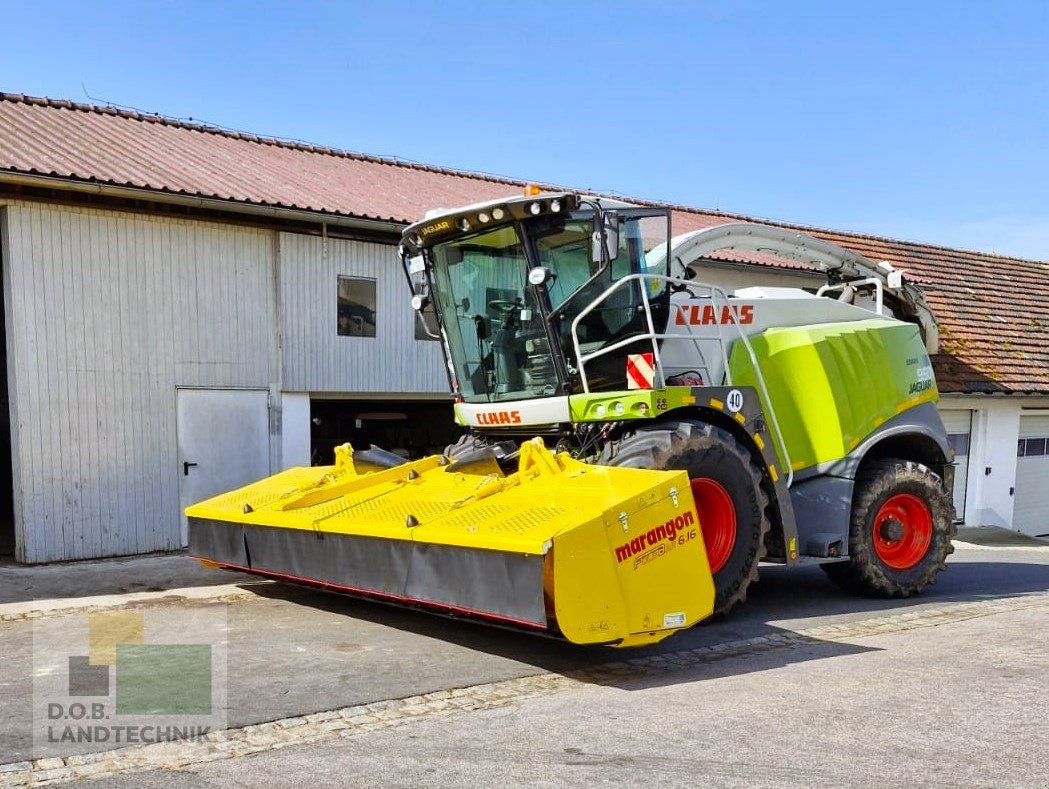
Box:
[476,410,523,426]
[675,304,754,326]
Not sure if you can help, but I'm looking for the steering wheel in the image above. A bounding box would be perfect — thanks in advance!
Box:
[487,300,519,315]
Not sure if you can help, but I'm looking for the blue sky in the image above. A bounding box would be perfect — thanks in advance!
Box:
[3,1,1047,258]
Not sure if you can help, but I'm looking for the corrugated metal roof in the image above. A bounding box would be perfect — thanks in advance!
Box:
[1,92,1047,394]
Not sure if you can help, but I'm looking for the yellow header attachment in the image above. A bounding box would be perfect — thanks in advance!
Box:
[187,440,714,647]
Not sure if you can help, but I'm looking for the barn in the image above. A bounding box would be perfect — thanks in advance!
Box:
[0,92,1046,563]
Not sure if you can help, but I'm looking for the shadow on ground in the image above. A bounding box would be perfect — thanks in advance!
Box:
[242,555,1049,690]
[0,553,256,604]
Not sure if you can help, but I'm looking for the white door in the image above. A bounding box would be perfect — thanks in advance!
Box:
[1014,414,1049,537]
[177,388,271,545]
[940,409,972,522]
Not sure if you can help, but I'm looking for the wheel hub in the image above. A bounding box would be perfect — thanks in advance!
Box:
[872,493,933,570]
[689,477,737,574]
[879,518,905,542]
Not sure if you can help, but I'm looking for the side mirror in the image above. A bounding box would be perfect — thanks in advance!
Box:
[591,210,619,265]
[527,266,555,287]
[410,292,441,339]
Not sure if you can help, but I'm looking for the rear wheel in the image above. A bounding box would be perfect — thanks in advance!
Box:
[599,420,771,615]
[822,459,955,597]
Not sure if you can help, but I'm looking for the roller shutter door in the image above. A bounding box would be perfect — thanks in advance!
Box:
[1014,414,1049,537]
[939,409,972,522]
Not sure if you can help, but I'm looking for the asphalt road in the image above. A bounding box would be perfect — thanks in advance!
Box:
[3,545,1049,770]
[83,603,1049,788]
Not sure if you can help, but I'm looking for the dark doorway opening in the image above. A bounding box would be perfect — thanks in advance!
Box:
[309,399,463,466]
[0,213,14,556]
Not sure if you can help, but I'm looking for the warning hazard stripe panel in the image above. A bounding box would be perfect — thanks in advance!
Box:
[627,353,655,390]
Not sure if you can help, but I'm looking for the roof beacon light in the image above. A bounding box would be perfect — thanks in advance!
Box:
[529,201,543,216]
[525,183,541,196]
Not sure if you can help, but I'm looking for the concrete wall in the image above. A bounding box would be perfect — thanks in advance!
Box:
[280,392,312,469]
[939,395,1049,530]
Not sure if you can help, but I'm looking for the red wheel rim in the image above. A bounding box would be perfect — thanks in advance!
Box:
[690,478,736,574]
[872,493,933,570]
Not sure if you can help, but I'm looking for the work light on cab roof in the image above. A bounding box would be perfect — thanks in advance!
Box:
[400,191,581,255]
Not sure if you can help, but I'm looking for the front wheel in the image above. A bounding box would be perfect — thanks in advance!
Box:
[822,458,955,597]
[600,420,771,615]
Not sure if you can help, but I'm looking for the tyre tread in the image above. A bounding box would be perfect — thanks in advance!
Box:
[601,420,772,615]
[823,458,956,598]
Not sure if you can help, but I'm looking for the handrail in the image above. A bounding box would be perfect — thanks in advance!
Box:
[568,273,794,486]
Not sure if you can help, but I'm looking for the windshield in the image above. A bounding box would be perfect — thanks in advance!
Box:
[428,210,669,403]
[533,213,667,348]
[430,225,559,403]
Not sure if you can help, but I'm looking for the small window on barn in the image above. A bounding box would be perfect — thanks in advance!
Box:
[337,277,377,338]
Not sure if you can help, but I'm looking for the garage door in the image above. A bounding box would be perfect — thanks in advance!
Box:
[1014,414,1049,537]
[940,409,972,522]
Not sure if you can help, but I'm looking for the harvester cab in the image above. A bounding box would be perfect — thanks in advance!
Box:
[403,193,674,407]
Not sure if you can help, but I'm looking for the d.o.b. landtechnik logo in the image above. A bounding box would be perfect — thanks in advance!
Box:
[32,607,227,758]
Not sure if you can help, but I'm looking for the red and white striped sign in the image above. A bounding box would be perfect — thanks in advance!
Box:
[626,353,655,390]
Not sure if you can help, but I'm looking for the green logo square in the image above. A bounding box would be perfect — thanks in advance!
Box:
[115,644,212,715]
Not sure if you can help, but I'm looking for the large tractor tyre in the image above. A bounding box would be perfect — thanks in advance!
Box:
[822,459,955,598]
[600,420,771,615]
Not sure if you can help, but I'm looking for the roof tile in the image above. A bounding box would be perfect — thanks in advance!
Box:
[0,92,1047,394]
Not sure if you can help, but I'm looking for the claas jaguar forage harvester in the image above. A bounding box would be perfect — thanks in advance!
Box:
[187,189,955,647]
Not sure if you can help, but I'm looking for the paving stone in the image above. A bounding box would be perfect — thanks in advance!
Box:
[31,758,64,771]
[303,710,339,723]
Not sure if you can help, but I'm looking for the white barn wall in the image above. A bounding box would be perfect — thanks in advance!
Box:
[689,264,823,293]
[278,232,446,394]
[3,202,278,562]
[280,392,311,468]
[938,395,1049,530]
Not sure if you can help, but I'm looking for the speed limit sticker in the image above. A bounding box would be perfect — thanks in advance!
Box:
[726,389,744,413]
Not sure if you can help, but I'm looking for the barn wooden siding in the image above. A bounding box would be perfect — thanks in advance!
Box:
[2,202,445,563]
[277,232,446,394]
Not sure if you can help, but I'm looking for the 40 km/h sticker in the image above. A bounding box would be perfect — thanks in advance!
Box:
[726,389,744,413]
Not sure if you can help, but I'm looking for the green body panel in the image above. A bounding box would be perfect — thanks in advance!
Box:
[568,387,697,422]
[728,319,938,472]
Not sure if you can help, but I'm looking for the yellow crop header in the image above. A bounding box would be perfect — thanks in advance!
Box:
[187,439,715,647]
